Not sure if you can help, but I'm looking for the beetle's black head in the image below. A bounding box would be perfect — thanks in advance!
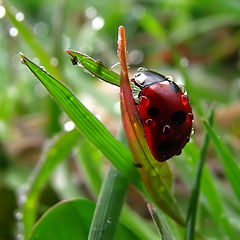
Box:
[133,70,166,89]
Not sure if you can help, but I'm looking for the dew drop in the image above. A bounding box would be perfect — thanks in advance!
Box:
[145,119,156,127]
[0,5,6,19]
[180,57,189,67]
[40,66,45,71]
[17,234,24,240]
[191,128,195,135]
[162,125,171,136]
[181,95,189,106]
[139,96,149,106]
[186,136,190,142]
[106,217,112,224]
[137,67,147,72]
[15,211,23,220]
[187,113,194,121]
[179,85,186,93]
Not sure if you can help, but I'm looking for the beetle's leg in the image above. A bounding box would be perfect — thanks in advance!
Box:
[131,78,144,90]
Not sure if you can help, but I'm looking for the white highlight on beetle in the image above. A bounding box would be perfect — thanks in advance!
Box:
[135,72,148,85]
[9,27,18,37]
[64,121,75,131]
[92,16,104,30]
[0,5,5,19]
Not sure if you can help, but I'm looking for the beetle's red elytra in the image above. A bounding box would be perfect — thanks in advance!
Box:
[132,69,193,162]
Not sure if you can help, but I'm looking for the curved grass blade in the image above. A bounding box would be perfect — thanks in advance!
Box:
[118,26,184,225]
[22,129,80,238]
[88,166,128,240]
[19,53,141,189]
[147,204,174,240]
[28,198,95,240]
[203,120,240,204]
[185,106,214,240]
[66,49,120,86]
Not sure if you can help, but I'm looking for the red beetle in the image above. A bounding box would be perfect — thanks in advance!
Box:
[132,69,193,162]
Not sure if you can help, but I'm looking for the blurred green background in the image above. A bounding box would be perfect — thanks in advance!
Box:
[0,0,240,239]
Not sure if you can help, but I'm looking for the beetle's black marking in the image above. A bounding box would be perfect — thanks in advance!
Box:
[169,82,181,93]
[171,110,187,124]
[147,107,159,117]
[158,142,173,150]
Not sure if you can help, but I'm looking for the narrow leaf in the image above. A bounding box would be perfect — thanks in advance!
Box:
[66,49,120,86]
[147,204,174,240]
[118,26,184,225]
[19,53,141,187]
[183,142,238,239]
[185,107,214,240]
[203,120,240,203]
[88,166,128,240]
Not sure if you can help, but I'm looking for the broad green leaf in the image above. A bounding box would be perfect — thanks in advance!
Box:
[66,49,120,86]
[118,26,183,225]
[203,120,240,204]
[19,53,141,189]
[23,129,80,238]
[185,107,214,240]
[28,198,95,240]
[88,166,127,240]
[147,204,174,240]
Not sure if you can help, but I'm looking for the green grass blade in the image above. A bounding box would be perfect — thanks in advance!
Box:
[23,129,80,238]
[183,142,238,239]
[66,50,120,86]
[203,120,240,203]
[147,204,174,240]
[88,166,128,240]
[76,130,159,240]
[185,107,214,240]
[19,53,141,188]
[76,139,103,197]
